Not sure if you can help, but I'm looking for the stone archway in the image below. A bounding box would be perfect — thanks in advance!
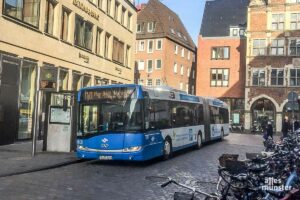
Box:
[250,98,276,133]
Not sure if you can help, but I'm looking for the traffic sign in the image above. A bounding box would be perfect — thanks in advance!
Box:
[288,91,298,102]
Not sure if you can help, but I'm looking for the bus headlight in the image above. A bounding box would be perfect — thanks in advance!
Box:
[78,145,86,151]
[123,146,142,152]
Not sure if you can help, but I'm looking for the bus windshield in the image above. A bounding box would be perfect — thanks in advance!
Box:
[79,99,143,136]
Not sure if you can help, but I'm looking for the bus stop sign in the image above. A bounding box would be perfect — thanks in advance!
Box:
[288,91,298,102]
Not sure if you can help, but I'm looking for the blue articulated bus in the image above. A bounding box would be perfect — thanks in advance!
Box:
[76,84,229,161]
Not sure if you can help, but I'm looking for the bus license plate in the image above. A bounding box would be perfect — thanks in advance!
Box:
[99,156,112,160]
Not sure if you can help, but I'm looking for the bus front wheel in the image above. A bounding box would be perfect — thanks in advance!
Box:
[163,138,172,160]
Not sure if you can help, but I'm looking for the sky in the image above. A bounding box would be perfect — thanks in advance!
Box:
[136,0,206,45]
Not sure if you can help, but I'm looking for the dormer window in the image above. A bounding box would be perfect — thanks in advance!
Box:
[177,32,182,38]
[183,36,187,41]
[148,22,154,32]
[239,29,245,36]
[233,29,238,36]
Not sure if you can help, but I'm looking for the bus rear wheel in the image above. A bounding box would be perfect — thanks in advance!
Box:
[196,133,202,149]
[163,138,172,160]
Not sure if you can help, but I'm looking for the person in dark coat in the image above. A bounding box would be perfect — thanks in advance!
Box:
[282,116,290,138]
[294,116,300,131]
[266,121,273,140]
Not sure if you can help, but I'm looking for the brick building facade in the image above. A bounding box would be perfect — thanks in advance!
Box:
[134,0,196,94]
[245,0,300,132]
[197,0,248,128]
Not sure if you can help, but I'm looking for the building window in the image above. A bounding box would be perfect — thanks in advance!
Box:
[148,22,154,32]
[72,72,82,91]
[253,39,266,56]
[252,69,265,86]
[291,13,300,30]
[211,47,230,60]
[186,84,189,93]
[181,48,185,57]
[271,69,284,86]
[174,63,177,73]
[148,40,154,53]
[170,28,175,34]
[192,70,195,79]
[289,39,300,55]
[83,75,91,87]
[290,69,300,86]
[187,51,190,60]
[156,39,162,50]
[74,15,93,50]
[4,0,40,27]
[147,79,153,86]
[272,14,284,30]
[96,28,103,56]
[139,41,145,51]
[187,68,190,77]
[239,29,245,36]
[44,0,56,35]
[114,1,119,21]
[112,38,124,64]
[180,65,184,75]
[175,45,178,54]
[233,29,238,36]
[59,69,68,91]
[127,12,132,30]
[290,0,300,3]
[121,7,126,25]
[156,79,161,86]
[138,60,145,70]
[271,39,285,55]
[211,69,229,87]
[147,60,153,73]
[98,0,103,10]
[61,7,70,41]
[107,0,111,16]
[104,33,111,58]
[125,45,131,67]
[156,59,162,69]
[137,24,142,33]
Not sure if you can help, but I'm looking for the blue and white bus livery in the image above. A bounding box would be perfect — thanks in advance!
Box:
[76,84,229,161]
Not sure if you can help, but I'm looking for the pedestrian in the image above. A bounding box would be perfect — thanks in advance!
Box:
[294,116,300,131]
[266,121,273,140]
[282,116,290,138]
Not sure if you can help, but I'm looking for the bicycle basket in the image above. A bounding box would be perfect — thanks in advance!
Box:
[224,160,247,175]
[219,154,239,167]
[245,153,263,160]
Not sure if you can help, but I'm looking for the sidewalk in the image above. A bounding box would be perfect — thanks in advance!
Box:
[0,140,79,177]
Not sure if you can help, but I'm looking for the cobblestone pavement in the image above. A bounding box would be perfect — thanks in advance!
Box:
[0,133,264,200]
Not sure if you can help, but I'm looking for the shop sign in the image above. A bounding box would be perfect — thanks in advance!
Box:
[79,52,89,63]
[73,0,100,20]
[40,66,58,91]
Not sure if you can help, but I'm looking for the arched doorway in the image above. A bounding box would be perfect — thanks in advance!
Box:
[251,98,276,133]
[282,102,300,122]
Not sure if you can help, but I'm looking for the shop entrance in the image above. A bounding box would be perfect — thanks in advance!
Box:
[0,55,20,145]
[251,98,276,133]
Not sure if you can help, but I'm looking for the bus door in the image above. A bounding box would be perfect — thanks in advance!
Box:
[203,99,211,142]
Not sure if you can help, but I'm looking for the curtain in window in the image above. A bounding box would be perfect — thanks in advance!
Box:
[118,42,124,64]
[61,10,69,40]
[44,0,54,34]
[113,38,119,61]
[84,23,93,50]
[75,17,85,47]
[24,0,40,27]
